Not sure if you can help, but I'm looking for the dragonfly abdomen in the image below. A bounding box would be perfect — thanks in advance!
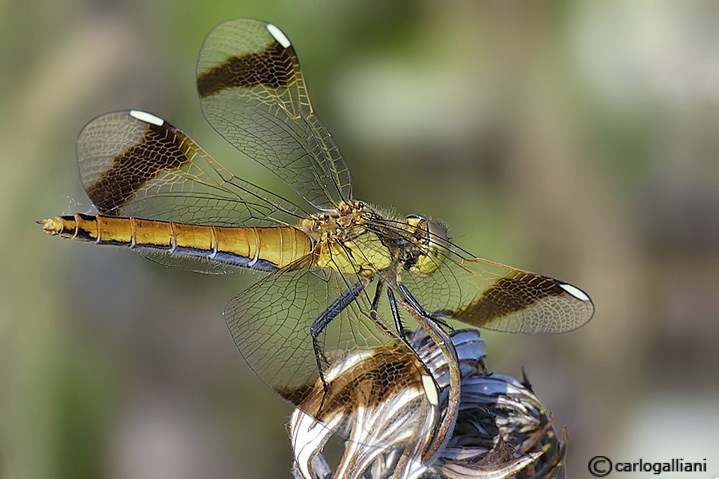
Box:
[40,213,312,271]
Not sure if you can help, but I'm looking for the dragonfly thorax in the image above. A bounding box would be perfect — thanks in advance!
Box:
[300,201,393,276]
[299,200,375,236]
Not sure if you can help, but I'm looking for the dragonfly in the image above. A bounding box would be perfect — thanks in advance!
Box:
[40,18,593,437]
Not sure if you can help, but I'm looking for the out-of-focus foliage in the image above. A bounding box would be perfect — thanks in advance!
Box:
[2,1,718,478]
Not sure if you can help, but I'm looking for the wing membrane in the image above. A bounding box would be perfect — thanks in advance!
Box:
[224,261,421,406]
[197,18,352,211]
[390,229,594,334]
[76,110,308,226]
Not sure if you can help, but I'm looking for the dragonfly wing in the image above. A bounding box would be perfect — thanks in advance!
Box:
[224,262,425,408]
[197,18,352,211]
[76,110,309,226]
[398,246,594,334]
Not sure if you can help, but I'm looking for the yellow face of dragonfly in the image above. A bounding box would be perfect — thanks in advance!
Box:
[40,18,594,446]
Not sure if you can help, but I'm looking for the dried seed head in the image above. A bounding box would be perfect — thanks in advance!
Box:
[290,329,566,479]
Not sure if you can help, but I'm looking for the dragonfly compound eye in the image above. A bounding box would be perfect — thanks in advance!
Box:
[403,215,448,276]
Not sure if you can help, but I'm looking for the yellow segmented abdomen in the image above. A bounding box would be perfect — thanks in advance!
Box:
[39,213,313,271]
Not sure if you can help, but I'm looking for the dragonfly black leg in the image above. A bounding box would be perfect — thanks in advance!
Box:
[369,280,384,322]
[385,286,408,341]
[369,280,409,340]
[310,280,366,384]
[397,281,454,331]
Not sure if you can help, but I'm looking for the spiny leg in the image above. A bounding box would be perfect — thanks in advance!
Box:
[370,280,408,341]
[397,282,454,331]
[369,280,384,322]
[310,280,367,388]
[385,286,408,341]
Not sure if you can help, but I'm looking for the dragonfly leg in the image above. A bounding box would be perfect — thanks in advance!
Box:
[310,280,367,387]
[397,282,454,332]
[369,280,408,340]
[385,286,408,341]
[369,280,384,322]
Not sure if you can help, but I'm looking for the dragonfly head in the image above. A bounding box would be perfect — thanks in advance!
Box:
[403,215,448,276]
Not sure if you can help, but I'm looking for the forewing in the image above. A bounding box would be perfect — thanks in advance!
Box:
[196,18,352,210]
[398,243,594,334]
[76,110,308,227]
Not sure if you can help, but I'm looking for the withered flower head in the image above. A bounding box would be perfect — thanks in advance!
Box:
[290,329,566,479]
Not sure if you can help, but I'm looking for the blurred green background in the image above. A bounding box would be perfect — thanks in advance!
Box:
[2,1,719,478]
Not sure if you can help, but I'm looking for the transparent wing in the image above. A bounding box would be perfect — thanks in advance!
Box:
[197,18,352,211]
[381,223,594,334]
[224,261,427,409]
[76,110,309,227]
